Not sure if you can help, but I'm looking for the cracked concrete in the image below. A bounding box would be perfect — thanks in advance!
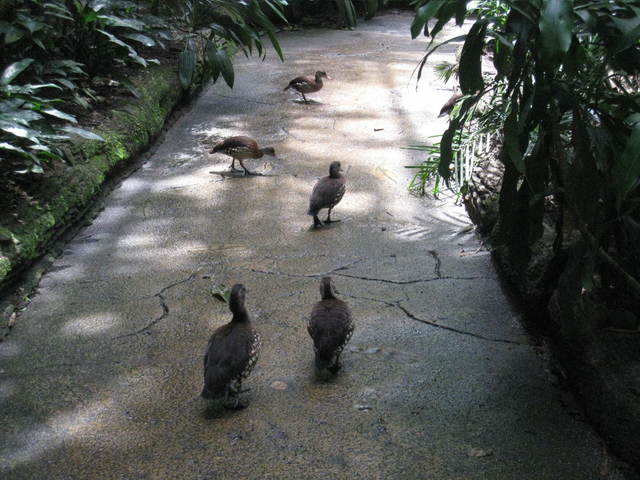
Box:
[114,273,198,339]
[0,12,637,480]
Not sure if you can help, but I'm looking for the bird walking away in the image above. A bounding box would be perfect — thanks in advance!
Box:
[284,71,331,103]
[211,136,276,175]
[308,277,354,375]
[202,284,261,409]
[308,161,346,228]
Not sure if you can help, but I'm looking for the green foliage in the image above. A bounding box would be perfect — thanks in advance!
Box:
[411,0,640,309]
[170,0,288,89]
[0,0,291,184]
[0,58,102,178]
[0,0,169,184]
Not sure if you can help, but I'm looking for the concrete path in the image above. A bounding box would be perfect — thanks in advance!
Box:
[1,12,635,480]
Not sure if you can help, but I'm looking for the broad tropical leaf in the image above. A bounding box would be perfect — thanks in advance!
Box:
[539,0,573,69]
[1,59,35,85]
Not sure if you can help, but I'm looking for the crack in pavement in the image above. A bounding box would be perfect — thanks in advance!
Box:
[333,272,489,284]
[428,250,442,278]
[249,261,488,285]
[249,258,364,279]
[253,269,489,284]
[113,273,197,340]
[345,294,531,347]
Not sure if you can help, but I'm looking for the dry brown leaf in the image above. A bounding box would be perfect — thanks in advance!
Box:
[467,447,493,458]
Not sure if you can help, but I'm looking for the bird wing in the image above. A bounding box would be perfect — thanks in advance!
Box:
[288,76,313,87]
[203,325,252,393]
[309,177,346,214]
[219,136,257,151]
[308,300,353,354]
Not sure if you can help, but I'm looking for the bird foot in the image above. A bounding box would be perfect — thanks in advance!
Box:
[223,396,249,410]
[324,218,341,224]
[328,362,342,374]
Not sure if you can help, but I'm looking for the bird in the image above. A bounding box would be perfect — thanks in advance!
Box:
[307,277,354,375]
[202,284,261,409]
[308,161,346,228]
[284,71,331,103]
[211,136,275,175]
[438,90,463,118]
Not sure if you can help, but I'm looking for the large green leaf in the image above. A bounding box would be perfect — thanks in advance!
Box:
[411,0,447,39]
[1,59,35,86]
[121,33,156,47]
[0,142,27,154]
[438,120,457,180]
[4,25,25,44]
[219,52,234,89]
[0,121,41,142]
[16,14,45,34]
[266,30,284,62]
[504,107,525,173]
[179,39,197,89]
[459,19,487,94]
[365,0,379,19]
[42,107,77,123]
[335,0,357,27]
[98,15,146,31]
[262,0,289,23]
[455,0,467,26]
[568,110,600,228]
[0,109,43,125]
[538,0,573,69]
[612,122,640,200]
[61,126,104,141]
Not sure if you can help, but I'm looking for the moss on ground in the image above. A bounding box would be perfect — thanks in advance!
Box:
[0,64,183,285]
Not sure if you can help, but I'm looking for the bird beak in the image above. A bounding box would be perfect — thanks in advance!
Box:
[326,75,332,80]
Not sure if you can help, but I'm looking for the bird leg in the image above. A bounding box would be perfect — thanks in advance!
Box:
[223,383,249,410]
[230,158,242,172]
[313,215,323,228]
[302,92,309,104]
[328,361,342,375]
[238,159,256,176]
[324,208,341,224]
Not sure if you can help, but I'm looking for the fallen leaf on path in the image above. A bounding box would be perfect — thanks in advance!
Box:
[467,447,493,458]
[270,381,288,390]
[211,285,231,303]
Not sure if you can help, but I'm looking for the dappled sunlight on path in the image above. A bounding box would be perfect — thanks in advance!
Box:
[0,12,631,480]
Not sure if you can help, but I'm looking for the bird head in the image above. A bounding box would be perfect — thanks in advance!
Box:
[329,161,343,178]
[316,71,331,80]
[319,277,336,300]
[261,147,276,157]
[229,284,246,314]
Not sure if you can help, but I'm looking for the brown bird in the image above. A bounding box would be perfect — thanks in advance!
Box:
[202,284,261,409]
[211,136,275,175]
[438,90,463,118]
[308,161,346,228]
[284,71,331,103]
[308,277,354,375]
